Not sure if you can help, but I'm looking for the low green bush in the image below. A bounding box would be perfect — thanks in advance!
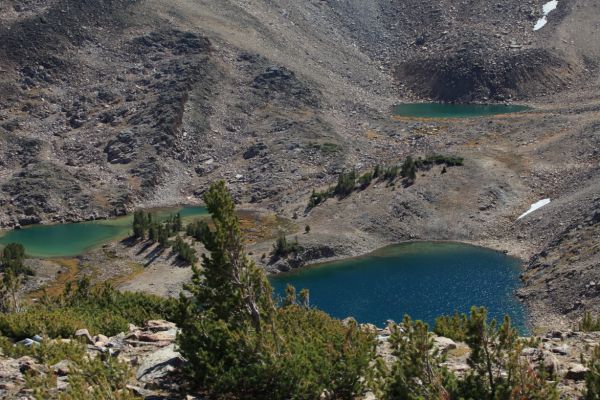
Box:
[580,312,600,332]
[383,315,452,400]
[334,170,357,197]
[416,154,465,168]
[586,345,600,399]
[307,187,333,209]
[179,305,376,400]
[434,311,469,342]
[271,234,301,259]
[385,308,559,400]
[0,280,178,339]
[0,338,137,399]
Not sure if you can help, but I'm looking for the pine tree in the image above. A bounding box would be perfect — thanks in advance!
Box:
[401,156,417,183]
[1,243,31,275]
[181,180,273,331]
[384,316,450,400]
[586,345,600,399]
[373,164,382,179]
[132,210,149,239]
[0,269,22,312]
[284,284,296,306]
[176,182,375,399]
[149,223,158,242]
[174,213,183,232]
[299,288,310,308]
[157,225,169,248]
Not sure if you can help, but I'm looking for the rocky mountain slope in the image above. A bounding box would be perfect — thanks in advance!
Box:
[1,0,600,328]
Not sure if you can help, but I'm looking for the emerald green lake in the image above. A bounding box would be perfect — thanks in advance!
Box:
[393,103,531,118]
[0,206,208,258]
[271,242,527,331]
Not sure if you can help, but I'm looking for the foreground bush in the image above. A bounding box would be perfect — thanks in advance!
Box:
[586,344,600,399]
[0,280,178,339]
[0,338,137,399]
[179,305,375,400]
[178,181,375,399]
[383,316,453,400]
[384,308,559,400]
[434,311,468,341]
[580,312,600,332]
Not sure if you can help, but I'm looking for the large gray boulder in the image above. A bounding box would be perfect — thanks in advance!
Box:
[136,344,185,384]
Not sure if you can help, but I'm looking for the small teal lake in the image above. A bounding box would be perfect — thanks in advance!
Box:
[271,242,527,331]
[0,206,208,258]
[393,103,531,118]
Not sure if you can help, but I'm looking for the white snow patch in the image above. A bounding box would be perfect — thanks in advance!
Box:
[534,17,548,31]
[534,1,558,31]
[517,199,551,220]
[543,0,558,14]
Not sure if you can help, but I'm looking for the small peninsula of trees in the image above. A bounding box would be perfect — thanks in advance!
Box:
[307,154,465,210]
[131,210,196,265]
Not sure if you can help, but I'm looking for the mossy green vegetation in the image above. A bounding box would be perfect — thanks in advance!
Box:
[310,141,341,154]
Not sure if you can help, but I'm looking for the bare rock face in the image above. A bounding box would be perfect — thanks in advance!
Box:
[433,336,457,354]
[397,48,574,102]
[104,130,137,165]
[565,363,589,381]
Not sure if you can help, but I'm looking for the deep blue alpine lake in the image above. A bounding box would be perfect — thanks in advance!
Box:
[271,242,527,331]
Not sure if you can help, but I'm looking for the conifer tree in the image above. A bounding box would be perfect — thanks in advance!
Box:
[401,156,417,183]
[177,182,375,399]
[284,284,297,307]
[181,180,273,332]
[586,345,600,399]
[174,213,183,232]
[1,243,31,275]
[132,210,149,239]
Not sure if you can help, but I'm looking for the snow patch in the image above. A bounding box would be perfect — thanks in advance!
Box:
[517,199,551,220]
[534,1,558,31]
[534,18,548,31]
[543,0,559,14]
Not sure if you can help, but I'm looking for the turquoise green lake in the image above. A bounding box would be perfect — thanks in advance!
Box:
[271,242,527,331]
[393,103,531,118]
[0,206,208,258]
